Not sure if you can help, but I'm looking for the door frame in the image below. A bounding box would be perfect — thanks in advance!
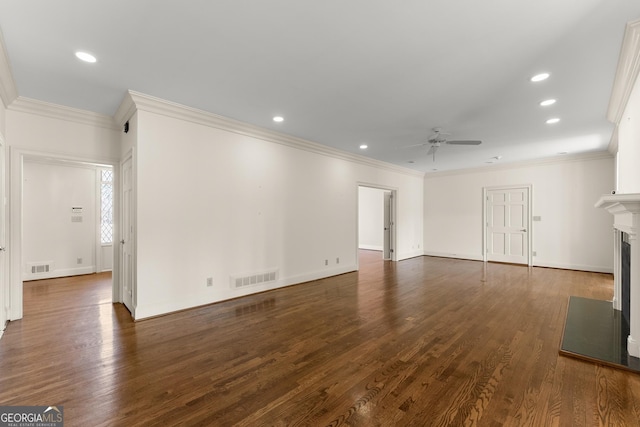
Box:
[8,147,120,321]
[0,134,6,336]
[383,190,392,260]
[356,183,398,268]
[120,149,135,316]
[482,184,533,266]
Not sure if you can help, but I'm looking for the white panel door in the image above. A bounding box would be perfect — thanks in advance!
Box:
[486,187,529,264]
[121,156,135,315]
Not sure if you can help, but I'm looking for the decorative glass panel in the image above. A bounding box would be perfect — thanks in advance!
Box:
[101,169,113,244]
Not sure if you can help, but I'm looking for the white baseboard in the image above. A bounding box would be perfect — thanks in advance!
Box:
[358,245,383,251]
[397,250,424,261]
[23,266,96,281]
[423,251,484,262]
[134,264,358,320]
[533,260,613,274]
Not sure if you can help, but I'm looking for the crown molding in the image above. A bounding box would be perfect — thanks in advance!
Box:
[8,96,118,130]
[424,151,613,179]
[120,90,424,178]
[607,125,619,154]
[114,91,136,128]
[607,19,640,125]
[0,28,18,108]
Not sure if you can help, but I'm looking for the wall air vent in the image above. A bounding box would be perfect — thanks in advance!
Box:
[28,262,54,274]
[230,270,278,289]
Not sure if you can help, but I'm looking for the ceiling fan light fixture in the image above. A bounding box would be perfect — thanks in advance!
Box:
[531,72,550,82]
[540,99,556,106]
[75,51,96,63]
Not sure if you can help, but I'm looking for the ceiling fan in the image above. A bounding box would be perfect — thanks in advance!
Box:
[410,128,482,161]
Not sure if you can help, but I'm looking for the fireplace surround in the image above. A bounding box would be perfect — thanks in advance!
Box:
[595,193,640,358]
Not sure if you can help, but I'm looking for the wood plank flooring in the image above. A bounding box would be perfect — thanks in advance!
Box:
[1,251,640,426]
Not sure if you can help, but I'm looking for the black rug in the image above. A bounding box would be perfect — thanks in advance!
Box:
[560,296,640,373]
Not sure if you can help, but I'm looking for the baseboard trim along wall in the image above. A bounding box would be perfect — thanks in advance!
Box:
[533,260,613,274]
[358,244,383,251]
[422,251,612,274]
[23,266,96,282]
[423,251,484,262]
[398,250,425,261]
[134,264,358,320]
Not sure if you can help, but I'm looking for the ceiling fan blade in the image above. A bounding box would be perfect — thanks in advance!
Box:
[446,140,482,145]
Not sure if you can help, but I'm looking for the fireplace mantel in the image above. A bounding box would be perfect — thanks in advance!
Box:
[596,193,640,358]
[596,193,640,234]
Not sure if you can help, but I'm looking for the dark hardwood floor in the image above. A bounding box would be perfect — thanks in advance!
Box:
[1,251,640,426]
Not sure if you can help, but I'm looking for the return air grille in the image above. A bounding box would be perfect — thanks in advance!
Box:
[28,262,54,274]
[230,270,278,289]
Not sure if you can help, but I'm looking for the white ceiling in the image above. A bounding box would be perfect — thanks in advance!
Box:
[1,0,638,172]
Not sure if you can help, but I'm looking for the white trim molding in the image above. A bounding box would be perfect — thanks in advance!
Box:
[595,193,640,358]
[607,19,640,126]
[425,151,613,179]
[8,97,118,130]
[117,90,424,179]
[0,29,17,108]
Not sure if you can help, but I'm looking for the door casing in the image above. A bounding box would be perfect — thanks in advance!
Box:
[482,184,533,266]
[120,150,135,316]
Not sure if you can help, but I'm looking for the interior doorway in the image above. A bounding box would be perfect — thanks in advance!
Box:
[357,185,396,262]
[8,150,117,321]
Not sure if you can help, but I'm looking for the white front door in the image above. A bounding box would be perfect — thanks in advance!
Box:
[486,187,529,265]
[121,155,135,315]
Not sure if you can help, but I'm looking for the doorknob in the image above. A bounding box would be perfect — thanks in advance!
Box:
[120,239,125,244]
[0,247,5,251]
[520,229,527,232]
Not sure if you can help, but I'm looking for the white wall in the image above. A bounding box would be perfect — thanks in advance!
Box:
[424,154,615,272]
[358,186,384,251]
[618,72,640,193]
[6,108,120,160]
[132,108,424,319]
[23,161,97,280]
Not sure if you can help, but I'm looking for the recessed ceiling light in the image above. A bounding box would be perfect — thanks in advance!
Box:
[540,99,556,106]
[530,73,550,82]
[75,51,97,63]
[546,118,560,124]
[359,144,368,149]
[407,160,415,164]
[273,116,284,122]
[558,151,568,155]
